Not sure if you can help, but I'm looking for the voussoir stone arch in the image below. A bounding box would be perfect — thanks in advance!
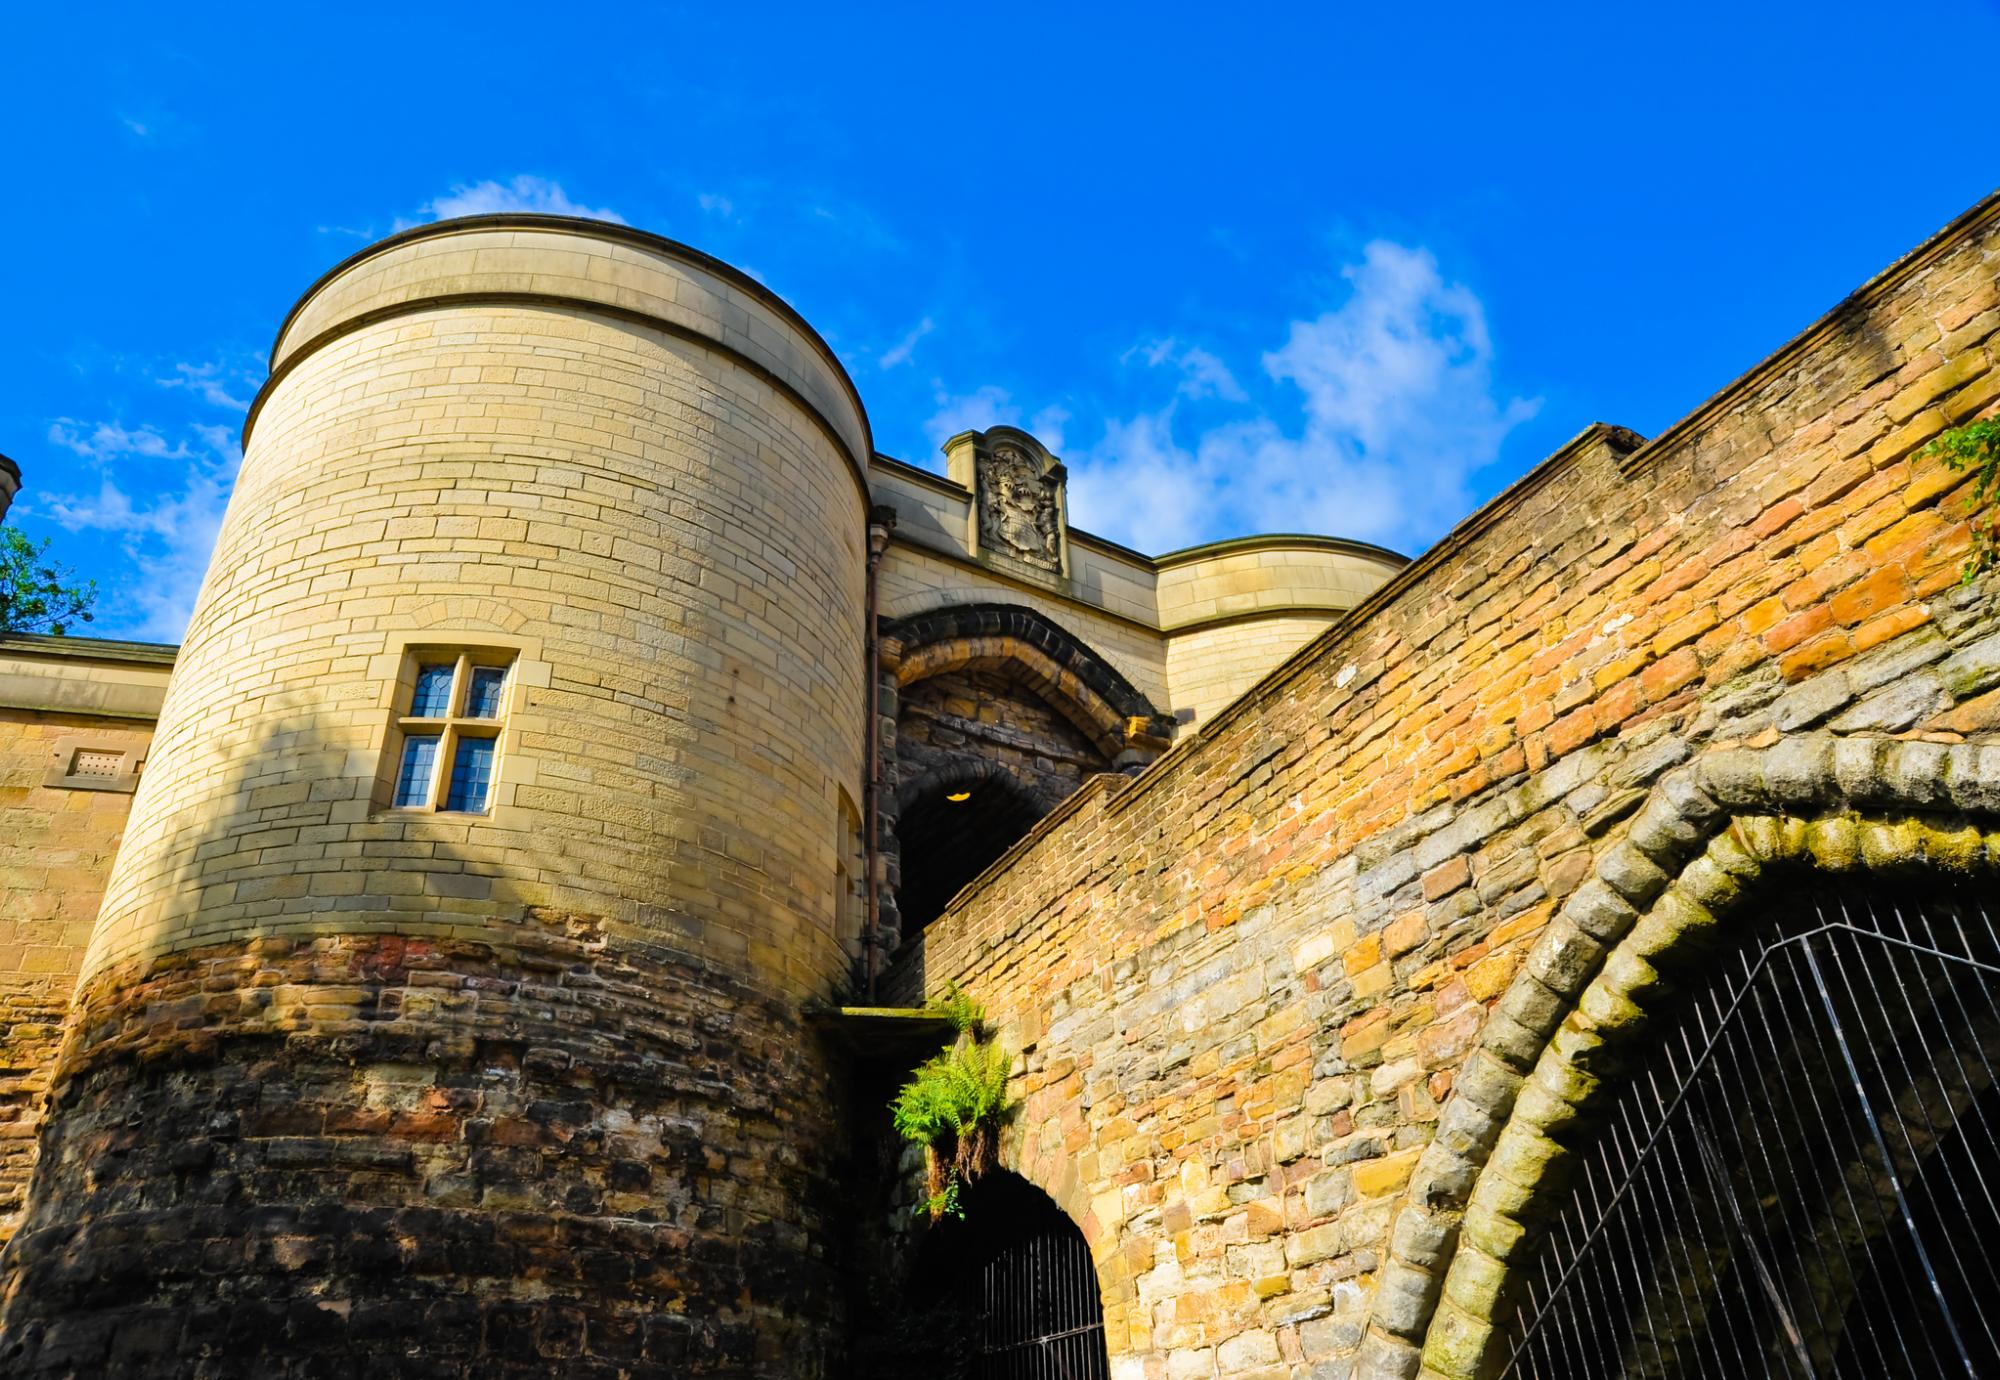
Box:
[882,603,1175,765]
[1354,733,2000,1380]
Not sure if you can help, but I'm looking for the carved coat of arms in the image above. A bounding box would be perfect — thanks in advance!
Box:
[978,444,1062,572]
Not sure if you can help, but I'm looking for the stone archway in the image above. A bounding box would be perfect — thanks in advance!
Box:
[909,1170,1113,1379]
[894,762,1054,936]
[1352,735,2000,1380]
[876,604,1175,950]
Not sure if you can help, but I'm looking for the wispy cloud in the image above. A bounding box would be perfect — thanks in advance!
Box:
[1065,240,1539,552]
[40,420,238,641]
[47,420,191,462]
[697,192,736,219]
[1126,338,1248,401]
[923,386,1071,457]
[395,175,625,231]
[157,361,254,412]
[879,317,934,370]
[119,115,150,138]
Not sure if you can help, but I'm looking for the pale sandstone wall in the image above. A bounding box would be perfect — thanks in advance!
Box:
[877,541,1174,712]
[0,639,168,1246]
[896,197,2000,1380]
[1158,539,1406,725]
[1164,614,1343,726]
[3,219,870,1376]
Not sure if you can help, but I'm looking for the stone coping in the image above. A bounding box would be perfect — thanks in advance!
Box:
[248,214,875,498]
[0,632,179,664]
[0,634,176,719]
[1153,532,1409,570]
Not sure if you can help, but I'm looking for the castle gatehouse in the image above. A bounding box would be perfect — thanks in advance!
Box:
[2,196,1998,1377]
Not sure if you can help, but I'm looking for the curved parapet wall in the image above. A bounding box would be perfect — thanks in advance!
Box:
[1156,534,1407,723]
[2,218,868,1374]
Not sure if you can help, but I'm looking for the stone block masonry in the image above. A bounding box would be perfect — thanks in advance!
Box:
[0,636,170,1249]
[895,193,2000,1379]
[0,218,872,1375]
[0,920,838,1377]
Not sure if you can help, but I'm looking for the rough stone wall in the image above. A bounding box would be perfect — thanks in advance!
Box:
[0,711,149,1244]
[1,920,841,1377]
[893,197,2000,1379]
[897,667,1110,808]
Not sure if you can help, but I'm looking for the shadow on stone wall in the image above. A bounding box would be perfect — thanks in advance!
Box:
[0,716,853,1379]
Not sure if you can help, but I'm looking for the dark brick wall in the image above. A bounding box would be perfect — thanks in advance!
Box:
[0,916,845,1378]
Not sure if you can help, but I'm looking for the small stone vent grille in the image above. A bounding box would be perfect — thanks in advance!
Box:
[71,750,124,778]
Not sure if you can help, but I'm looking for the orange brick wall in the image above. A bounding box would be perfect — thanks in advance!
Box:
[895,197,2000,1378]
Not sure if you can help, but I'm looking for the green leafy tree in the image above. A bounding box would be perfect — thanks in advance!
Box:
[0,527,98,635]
[1920,419,2000,581]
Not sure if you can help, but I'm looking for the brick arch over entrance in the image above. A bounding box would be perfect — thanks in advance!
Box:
[876,604,1175,949]
[1357,734,2000,1380]
[883,603,1176,764]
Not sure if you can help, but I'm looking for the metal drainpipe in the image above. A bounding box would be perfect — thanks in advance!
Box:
[862,504,897,1001]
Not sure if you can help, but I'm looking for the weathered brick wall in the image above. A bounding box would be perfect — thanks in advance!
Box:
[0,710,149,1244]
[1,922,842,1377]
[895,197,2000,1379]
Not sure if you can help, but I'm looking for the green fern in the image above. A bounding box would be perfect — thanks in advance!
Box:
[1919,419,2000,581]
[891,1010,1012,1221]
[922,981,986,1038]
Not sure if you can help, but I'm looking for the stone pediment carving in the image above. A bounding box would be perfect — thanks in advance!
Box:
[943,426,1069,579]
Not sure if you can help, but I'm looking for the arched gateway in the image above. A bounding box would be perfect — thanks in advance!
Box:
[914,1172,1112,1379]
[1494,876,2000,1378]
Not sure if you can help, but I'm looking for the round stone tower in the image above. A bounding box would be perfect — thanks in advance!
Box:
[0,218,871,1375]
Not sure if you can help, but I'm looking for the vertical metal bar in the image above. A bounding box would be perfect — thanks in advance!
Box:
[1608,1104,1703,1376]
[1737,951,1893,1377]
[1830,894,2000,1354]
[1802,929,1977,1376]
[1664,1024,1760,1368]
[1904,896,2000,1169]
[1772,936,1948,1374]
[1691,976,1819,1375]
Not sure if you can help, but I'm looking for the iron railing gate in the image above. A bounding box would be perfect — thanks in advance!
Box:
[1499,884,2000,1378]
[972,1214,1109,1379]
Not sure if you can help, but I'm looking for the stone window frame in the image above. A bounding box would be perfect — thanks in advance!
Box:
[43,735,147,793]
[375,646,519,817]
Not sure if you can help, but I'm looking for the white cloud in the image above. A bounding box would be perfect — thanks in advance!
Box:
[1066,240,1539,553]
[1128,338,1247,401]
[697,192,735,218]
[41,424,238,642]
[879,317,934,370]
[397,175,625,231]
[119,115,150,138]
[47,420,191,462]
[923,387,1072,458]
[157,361,253,412]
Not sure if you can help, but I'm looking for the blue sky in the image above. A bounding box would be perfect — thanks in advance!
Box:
[5,3,1998,641]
